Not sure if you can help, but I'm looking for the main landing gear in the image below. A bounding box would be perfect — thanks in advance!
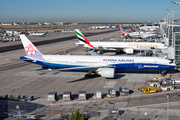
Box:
[161,70,167,77]
[84,74,98,78]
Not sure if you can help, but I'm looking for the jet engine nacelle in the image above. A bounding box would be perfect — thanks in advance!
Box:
[96,68,115,78]
[123,48,134,54]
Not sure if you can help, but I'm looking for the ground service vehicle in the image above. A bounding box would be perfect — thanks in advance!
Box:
[22,95,34,101]
[107,88,116,98]
[138,86,161,94]
[149,80,161,87]
[119,87,129,96]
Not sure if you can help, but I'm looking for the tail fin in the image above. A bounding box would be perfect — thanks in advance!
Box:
[130,27,135,32]
[44,32,48,35]
[3,28,6,33]
[20,35,45,61]
[120,26,127,34]
[75,29,96,49]
[109,24,112,28]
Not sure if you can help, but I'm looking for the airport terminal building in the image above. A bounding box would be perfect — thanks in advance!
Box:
[161,19,180,68]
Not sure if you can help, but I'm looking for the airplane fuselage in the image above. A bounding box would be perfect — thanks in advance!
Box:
[76,42,167,50]
[21,55,175,71]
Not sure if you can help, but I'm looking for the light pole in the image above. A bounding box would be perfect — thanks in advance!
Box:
[167,94,170,120]
[166,13,171,40]
[165,15,168,27]
[167,9,174,47]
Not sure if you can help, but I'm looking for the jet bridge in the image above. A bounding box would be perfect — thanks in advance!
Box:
[138,49,165,58]
[154,49,165,58]
[139,49,153,57]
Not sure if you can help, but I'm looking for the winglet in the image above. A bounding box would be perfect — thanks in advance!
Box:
[20,35,45,61]
[75,29,96,49]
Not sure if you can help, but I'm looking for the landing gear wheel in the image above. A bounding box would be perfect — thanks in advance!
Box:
[92,74,96,78]
[85,74,89,78]
[84,74,96,78]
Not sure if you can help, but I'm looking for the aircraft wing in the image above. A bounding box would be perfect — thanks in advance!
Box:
[39,65,115,72]
[5,59,33,62]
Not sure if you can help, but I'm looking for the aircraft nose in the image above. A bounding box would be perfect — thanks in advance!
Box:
[171,63,176,67]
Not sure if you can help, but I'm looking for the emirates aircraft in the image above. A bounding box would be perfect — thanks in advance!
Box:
[75,29,167,54]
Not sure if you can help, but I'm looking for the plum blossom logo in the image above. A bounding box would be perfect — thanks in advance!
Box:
[25,43,36,55]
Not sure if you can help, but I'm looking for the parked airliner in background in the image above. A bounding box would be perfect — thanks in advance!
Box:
[139,26,159,31]
[19,35,175,78]
[75,29,167,54]
[111,24,119,28]
[120,26,158,39]
[130,26,156,34]
[29,32,48,36]
[90,24,119,29]
[91,24,111,29]
[3,28,21,36]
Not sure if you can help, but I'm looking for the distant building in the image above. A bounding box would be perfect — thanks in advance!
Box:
[1,23,12,26]
[54,22,68,25]
[72,23,79,25]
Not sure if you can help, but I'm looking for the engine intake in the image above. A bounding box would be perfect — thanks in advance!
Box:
[96,68,115,78]
[123,48,134,54]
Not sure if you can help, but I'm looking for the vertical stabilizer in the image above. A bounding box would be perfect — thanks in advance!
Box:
[75,29,96,49]
[20,35,45,61]
[120,26,127,35]
[130,27,135,32]
[3,28,6,33]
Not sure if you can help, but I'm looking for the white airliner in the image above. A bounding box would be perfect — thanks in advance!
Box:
[120,26,158,39]
[75,29,167,54]
[91,24,112,29]
[19,35,175,78]
[139,26,159,31]
[3,28,21,36]
[29,32,48,36]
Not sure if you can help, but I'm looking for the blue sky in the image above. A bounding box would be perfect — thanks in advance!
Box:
[0,0,180,23]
